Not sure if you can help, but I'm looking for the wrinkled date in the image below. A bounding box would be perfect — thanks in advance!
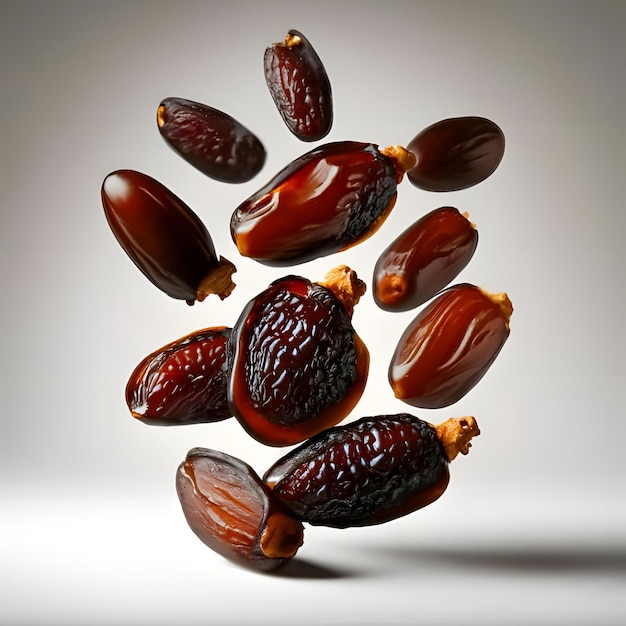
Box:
[264,29,333,141]
[126,327,232,426]
[230,141,416,266]
[406,117,505,192]
[157,97,266,183]
[101,169,236,305]
[176,448,304,571]
[264,414,480,528]
[389,283,513,408]
[228,266,369,447]
[373,207,478,312]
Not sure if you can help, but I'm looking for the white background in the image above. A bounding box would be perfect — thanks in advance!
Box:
[1,1,625,624]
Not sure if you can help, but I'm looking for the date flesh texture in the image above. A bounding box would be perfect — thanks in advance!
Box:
[264,29,333,141]
[264,414,480,528]
[227,269,369,447]
[389,283,513,408]
[373,207,478,312]
[176,447,304,572]
[406,117,505,192]
[126,327,232,426]
[157,97,266,183]
[102,170,236,305]
[230,141,415,266]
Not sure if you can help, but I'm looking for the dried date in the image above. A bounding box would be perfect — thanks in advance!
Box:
[264,29,333,141]
[373,206,478,312]
[176,447,304,571]
[157,97,265,183]
[389,283,513,408]
[228,266,369,446]
[406,117,505,192]
[126,327,232,426]
[264,414,480,528]
[102,169,236,304]
[230,141,415,266]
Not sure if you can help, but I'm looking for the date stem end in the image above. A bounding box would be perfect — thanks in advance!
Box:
[434,416,480,462]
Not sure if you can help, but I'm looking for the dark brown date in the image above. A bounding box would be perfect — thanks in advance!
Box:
[264,29,332,141]
[373,207,478,312]
[157,97,266,183]
[406,117,505,191]
[230,141,415,266]
[126,327,232,426]
[102,169,236,305]
[264,414,480,528]
[389,283,513,408]
[228,266,369,447]
[176,447,304,572]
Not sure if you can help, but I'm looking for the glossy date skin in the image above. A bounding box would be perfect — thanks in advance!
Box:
[373,207,478,312]
[264,29,333,141]
[102,170,236,305]
[228,268,369,447]
[176,447,304,572]
[389,283,513,408]
[406,117,505,192]
[264,414,480,528]
[126,327,232,426]
[157,97,266,183]
[230,141,415,266]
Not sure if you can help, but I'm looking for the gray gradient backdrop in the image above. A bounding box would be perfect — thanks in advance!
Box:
[1,1,625,624]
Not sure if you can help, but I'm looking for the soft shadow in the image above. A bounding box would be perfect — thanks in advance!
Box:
[270,556,358,579]
[374,544,626,575]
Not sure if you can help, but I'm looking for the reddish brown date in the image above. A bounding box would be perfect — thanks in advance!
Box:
[389,283,513,408]
[228,266,369,447]
[157,97,266,183]
[406,117,505,192]
[176,448,304,572]
[126,327,232,426]
[264,29,332,141]
[230,141,416,266]
[264,414,480,528]
[373,207,478,312]
[102,170,236,305]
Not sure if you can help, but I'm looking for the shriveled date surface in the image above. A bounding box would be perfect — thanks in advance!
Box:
[126,326,232,425]
[264,414,479,528]
[228,268,369,446]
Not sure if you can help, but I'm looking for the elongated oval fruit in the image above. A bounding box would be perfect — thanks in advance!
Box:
[157,97,266,183]
[230,141,416,266]
[406,117,505,192]
[389,283,513,408]
[264,29,332,141]
[102,169,236,305]
[126,327,232,426]
[176,447,304,572]
[373,207,478,312]
[228,266,369,447]
[264,414,480,528]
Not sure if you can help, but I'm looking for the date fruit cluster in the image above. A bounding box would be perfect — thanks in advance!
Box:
[102,29,511,572]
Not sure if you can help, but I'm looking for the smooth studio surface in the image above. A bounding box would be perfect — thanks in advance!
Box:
[1,1,625,624]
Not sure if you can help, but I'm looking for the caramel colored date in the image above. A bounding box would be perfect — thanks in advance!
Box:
[230,141,415,266]
[264,29,333,141]
[101,170,236,305]
[389,283,513,408]
[373,207,478,312]
[157,97,265,183]
[264,414,479,528]
[176,448,304,572]
[406,117,505,192]
[126,327,232,426]
[228,266,369,447]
